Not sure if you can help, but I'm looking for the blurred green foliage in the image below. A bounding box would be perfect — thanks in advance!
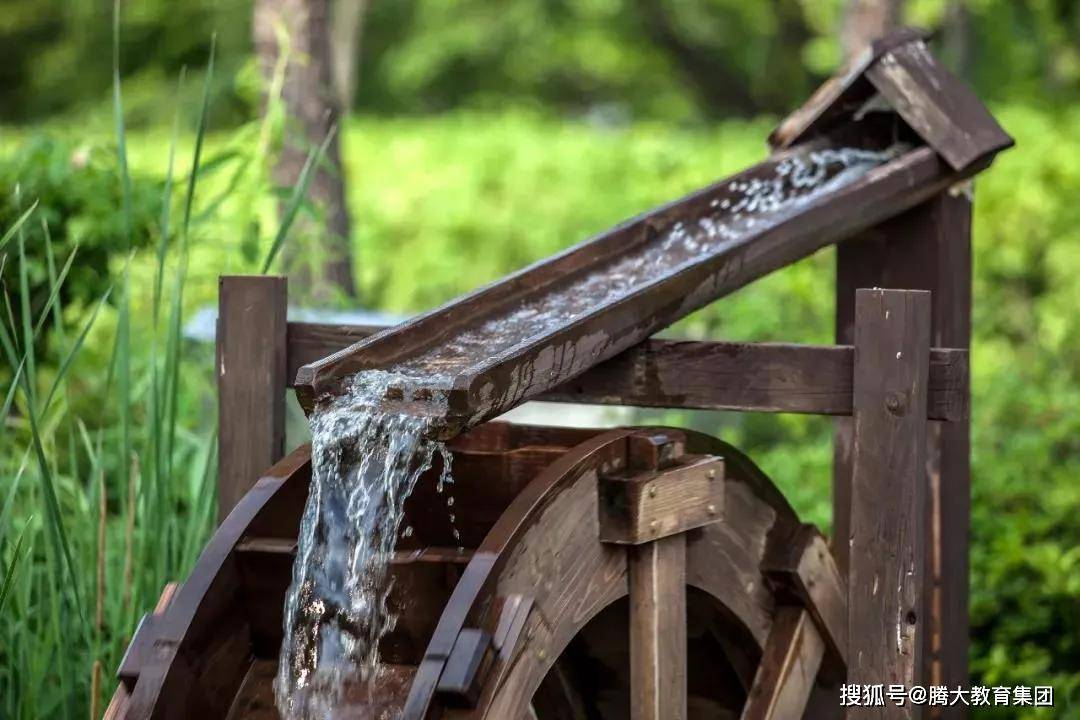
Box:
[1,101,1077,717]
[0,136,161,344]
[0,1,1078,716]
[2,0,1080,124]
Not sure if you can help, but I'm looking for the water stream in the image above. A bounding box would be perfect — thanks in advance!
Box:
[274,143,906,719]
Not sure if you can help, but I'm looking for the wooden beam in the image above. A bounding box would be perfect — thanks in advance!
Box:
[740,607,826,720]
[286,325,967,421]
[833,191,972,711]
[629,534,687,720]
[763,525,847,672]
[217,276,287,522]
[599,456,724,545]
[848,289,931,718]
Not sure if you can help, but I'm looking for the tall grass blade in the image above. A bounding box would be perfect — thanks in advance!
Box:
[261,125,338,273]
[0,518,31,618]
[0,201,39,254]
[31,242,78,340]
[20,375,88,631]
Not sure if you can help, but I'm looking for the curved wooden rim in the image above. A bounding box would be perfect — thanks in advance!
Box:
[124,445,313,718]
[402,426,801,719]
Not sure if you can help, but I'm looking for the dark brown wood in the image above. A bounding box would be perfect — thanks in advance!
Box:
[217,275,287,523]
[866,40,1013,171]
[769,27,929,150]
[435,628,492,706]
[629,533,687,720]
[740,607,826,720]
[833,191,972,710]
[848,289,931,717]
[599,456,724,545]
[762,525,846,672]
[295,137,997,433]
[288,324,968,421]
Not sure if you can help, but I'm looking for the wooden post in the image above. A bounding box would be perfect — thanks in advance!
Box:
[834,190,972,708]
[217,275,288,522]
[629,534,687,720]
[848,289,932,717]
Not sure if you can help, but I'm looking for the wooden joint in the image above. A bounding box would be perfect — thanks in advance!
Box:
[599,454,724,545]
[435,628,493,708]
[763,525,847,677]
[627,431,686,472]
[116,582,181,690]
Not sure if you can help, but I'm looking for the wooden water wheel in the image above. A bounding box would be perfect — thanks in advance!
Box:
[108,422,845,720]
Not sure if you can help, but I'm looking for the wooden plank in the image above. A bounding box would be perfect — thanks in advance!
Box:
[762,525,847,672]
[294,144,988,430]
[866,40,1013,171]
[629,534,687,720]
[599,456,724,545]
[740,607,826,720]
[287,325,968,421]
[768,27,929,150]
[217,275,287,522]
[848,289,931,717]
[833,191,972,711]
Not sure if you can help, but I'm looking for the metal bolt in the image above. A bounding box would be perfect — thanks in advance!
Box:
[706,504,717,515]
[885,392,906,416]
[537,648,547,660]
[650,520,660,531]
[707,468,717,480]
[648,486,658,498]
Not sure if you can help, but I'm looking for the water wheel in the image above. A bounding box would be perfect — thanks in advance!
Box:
[107,423,846,720]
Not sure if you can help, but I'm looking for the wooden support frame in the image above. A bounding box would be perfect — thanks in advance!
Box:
[217,275,288,522]
[629,534,688,720]
[285,324,969,421]
[847,289,932,718]
[834,191,973,710]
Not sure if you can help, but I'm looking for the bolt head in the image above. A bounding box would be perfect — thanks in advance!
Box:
[706,504,717,515]
[647,486,658,498]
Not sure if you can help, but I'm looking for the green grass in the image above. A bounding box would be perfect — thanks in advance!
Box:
[2,100,1079,717]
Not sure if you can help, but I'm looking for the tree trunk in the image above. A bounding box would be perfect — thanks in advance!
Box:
[840,0,904,60]
[254,0,357,300]
[330,0,368,112]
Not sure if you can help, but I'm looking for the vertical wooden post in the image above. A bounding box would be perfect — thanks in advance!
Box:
[848,289,931,718]
[834,190,972,708]
[629,534,687,720]
[217,275,288,522]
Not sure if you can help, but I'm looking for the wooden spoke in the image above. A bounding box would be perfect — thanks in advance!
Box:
[630,534,688,720]
[740,607,826,720]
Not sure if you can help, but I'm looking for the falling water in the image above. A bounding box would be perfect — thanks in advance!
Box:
[274,143,907,719]
[274,371,452,719]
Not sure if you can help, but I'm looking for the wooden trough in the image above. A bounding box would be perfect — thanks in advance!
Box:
[109,30,1009,720]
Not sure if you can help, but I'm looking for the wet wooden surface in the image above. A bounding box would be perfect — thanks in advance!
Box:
[288,325,969,421]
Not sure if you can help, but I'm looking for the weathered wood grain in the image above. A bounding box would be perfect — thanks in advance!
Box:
[599,456,724,545]
[762,525,846,673]
[217,276,287,522]
[866,40,1013,171]
[287,324,968,421]
[848,289,931,718]
[834,191,973,712]
[629,534,687,720]
[740,607,826,720]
